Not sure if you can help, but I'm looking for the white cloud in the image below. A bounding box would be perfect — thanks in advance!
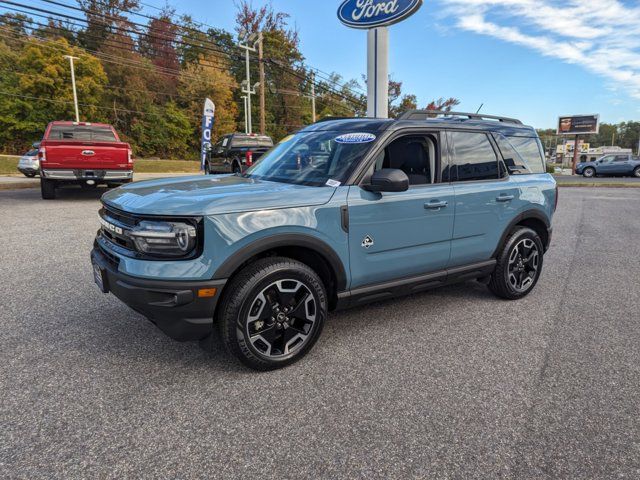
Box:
[437,0,640,100]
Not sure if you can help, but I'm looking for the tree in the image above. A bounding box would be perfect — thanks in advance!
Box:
[178,54,238,153]
[139,9,180,95]
[0,37,107,152]
[77,0,140,52]
[235,1,307,139]
[425,97,460,112]
[130,102,191,158]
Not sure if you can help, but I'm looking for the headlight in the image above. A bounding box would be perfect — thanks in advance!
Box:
[126,220,198,258]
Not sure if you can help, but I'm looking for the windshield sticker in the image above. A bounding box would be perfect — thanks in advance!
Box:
[325,179,341,187]
[334,133,376,144]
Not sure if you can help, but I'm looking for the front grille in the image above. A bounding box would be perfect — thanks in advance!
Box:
[99,206,137,254]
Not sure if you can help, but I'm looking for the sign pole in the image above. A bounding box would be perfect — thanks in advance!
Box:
[572,134,579,175]
[367,27,388,118]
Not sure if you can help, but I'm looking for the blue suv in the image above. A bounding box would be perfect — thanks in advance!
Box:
[91,111,557,370]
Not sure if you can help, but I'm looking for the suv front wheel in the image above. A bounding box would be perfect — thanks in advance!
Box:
[488,227,544,300]
[218,257,327,370]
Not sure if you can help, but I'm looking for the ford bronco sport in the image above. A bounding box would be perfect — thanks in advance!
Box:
[91,111,556,370]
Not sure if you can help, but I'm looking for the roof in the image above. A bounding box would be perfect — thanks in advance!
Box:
[301,113,537,137]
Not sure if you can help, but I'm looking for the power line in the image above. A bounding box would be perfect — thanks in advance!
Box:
[35,0,367,102]
[0,0,366,107]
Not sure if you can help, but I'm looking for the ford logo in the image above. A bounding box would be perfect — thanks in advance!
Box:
[338,0,423,29]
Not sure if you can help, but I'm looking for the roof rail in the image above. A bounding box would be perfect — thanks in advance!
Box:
[398,110,523,125]
[314,116,356,123]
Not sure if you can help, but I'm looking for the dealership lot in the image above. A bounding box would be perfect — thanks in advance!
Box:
[1,186,639,479]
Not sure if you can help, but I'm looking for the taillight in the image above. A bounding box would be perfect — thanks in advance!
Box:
[246,150,253,166]
[38,147,46,163]
[127,148,133,164]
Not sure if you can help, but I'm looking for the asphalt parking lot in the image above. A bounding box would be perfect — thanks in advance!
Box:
[1,186,639,479]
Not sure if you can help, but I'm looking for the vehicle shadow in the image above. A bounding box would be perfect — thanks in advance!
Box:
[77,280,492,374]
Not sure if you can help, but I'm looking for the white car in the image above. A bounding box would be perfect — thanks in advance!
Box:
[17,146,40,177]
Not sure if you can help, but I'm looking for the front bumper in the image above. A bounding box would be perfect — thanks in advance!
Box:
[43,169,133,181]
[91,247,226,341]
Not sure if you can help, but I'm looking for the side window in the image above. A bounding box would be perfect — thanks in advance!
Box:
[600,156,613,163]
[505,136,545,173]
[494,133,528,174]
[449,132,500,182]
[614,155,629,162]
[374,134,438,186]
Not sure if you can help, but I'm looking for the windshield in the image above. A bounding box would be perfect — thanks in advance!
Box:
[242,130,376,186]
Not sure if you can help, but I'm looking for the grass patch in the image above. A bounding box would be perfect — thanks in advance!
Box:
[0,155,200,174]
[133,159,200,173]
[0,156,20,174]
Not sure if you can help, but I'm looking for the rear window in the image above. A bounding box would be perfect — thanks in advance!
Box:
[230,136,273,148]
[48,125,117,142]
[496,135,545,174]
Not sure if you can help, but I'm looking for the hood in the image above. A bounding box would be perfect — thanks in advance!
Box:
[101,174,337,216]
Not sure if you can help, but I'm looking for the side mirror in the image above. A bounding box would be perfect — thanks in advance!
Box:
[366,168,409,193]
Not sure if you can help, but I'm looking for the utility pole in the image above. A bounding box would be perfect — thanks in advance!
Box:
[257,32,265,135]
[64,55,80,122]
[310,71,316,123]
[572,134,580,175]
[238,32,260,134]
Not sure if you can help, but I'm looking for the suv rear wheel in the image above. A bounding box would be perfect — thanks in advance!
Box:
[218,257,327,370]
[633,166,640,178]
[488,227,544,300]
[40,178,56,199]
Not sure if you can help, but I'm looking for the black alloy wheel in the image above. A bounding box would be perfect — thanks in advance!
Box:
[506,238,540,293]
[488,227,544,300]
[219,257,327,370]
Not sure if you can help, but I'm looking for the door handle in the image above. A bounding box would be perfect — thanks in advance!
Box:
[496,194,515,202]
[424,200,448,209]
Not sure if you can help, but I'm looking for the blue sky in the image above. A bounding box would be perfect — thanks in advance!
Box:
[142,0,640,129]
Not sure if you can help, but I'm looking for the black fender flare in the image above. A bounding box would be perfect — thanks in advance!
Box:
[213,233,348,291]
[492,209,551,258]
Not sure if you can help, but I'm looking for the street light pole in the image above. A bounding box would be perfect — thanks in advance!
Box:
[241,95,248,134]
[64,55,80,122]
[238,33,260,134]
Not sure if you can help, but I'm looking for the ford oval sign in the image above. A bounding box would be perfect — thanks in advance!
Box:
[338,0,423,29]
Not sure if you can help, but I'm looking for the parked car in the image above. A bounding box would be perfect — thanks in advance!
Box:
[17,143,40,177]
[204,133,273,174]
[38,121,133,199]
[91,111,556,370]
[576,154,640,178]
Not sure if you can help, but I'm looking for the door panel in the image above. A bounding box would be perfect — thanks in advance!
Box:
[347,185,455,289]
[450,180,521,266]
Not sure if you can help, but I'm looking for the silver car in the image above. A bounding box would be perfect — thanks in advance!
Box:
[17,144,40,177]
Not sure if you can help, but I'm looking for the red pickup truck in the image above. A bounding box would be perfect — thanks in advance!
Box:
[38,121,133,199]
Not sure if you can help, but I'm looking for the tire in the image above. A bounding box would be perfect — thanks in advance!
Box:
[25,172,36,178]
[218,257,327,371]
[633,166,640,178]
[40,178,56,200]
[232,161,241,174]
[582,167,596,178]
[488,227,544,300]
